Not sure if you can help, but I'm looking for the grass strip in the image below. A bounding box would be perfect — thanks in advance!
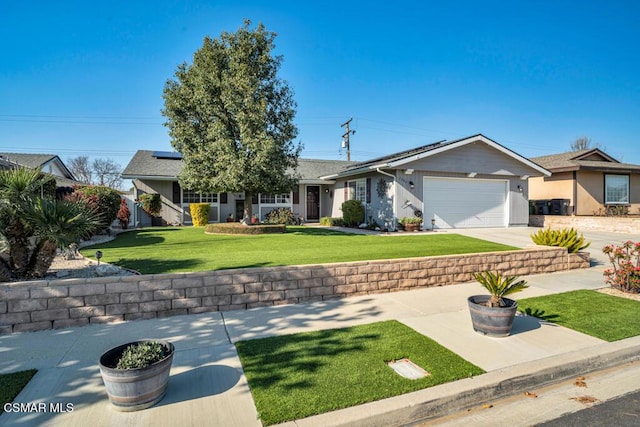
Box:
[518,290,640,341]
[82,226,517,274]
[0,369,37,414]
[235,320,484,425]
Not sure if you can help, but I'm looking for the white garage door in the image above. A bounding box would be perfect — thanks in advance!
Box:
[423,177,508,228]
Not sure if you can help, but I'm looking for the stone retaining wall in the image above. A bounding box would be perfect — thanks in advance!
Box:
[0,247,590,335]
[530,215,640,234]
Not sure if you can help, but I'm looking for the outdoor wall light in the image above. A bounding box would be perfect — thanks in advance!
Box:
[517,185,523,192]
[325,188,329,193]
[409,181,415,189]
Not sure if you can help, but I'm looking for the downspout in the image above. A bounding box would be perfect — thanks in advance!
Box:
[376,168,396,230]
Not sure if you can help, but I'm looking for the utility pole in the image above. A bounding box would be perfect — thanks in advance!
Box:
[341,118,356,161]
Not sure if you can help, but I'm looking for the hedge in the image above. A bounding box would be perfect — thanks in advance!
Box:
[190,203,210,226]
[205,223,286,235]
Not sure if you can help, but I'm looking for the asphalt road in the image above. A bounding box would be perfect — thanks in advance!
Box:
[536,390,640,427]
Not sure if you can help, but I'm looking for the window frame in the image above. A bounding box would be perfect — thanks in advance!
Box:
[604,174,629,205]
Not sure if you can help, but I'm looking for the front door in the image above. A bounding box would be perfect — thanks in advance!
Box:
[235,200,245,222]
[306,186,320,221]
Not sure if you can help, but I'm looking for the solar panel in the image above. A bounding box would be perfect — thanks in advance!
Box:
[152,151,183,159]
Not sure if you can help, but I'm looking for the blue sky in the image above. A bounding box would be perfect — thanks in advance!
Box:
[2,0,639,171]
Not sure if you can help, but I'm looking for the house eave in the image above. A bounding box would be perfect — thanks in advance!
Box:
[386,135,551,177]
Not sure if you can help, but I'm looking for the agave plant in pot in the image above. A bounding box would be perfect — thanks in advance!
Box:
[468,271,529,337]
[99,340,174,411]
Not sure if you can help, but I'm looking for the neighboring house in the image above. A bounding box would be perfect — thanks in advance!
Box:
[123,134,549,229]
[529,149,640,216]
[0,152,78,187]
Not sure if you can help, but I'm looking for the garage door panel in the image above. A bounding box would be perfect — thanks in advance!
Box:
[423,178,507,229]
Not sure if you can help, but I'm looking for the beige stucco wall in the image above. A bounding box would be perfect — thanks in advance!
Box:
[575,171,604,215]
[529,172,574,212]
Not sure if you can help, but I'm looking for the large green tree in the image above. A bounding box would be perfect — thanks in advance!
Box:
[162,20,301,220]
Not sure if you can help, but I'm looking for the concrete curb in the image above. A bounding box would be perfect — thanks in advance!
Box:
[278,335,640,427]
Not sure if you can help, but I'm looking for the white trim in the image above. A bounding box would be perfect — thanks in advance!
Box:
[388,135,551,177]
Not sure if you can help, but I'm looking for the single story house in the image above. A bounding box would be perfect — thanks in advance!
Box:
[0,152,78,187]
[529,148,640,216]
[122,134,550,229]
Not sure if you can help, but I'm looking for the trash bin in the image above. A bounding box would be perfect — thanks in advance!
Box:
[535,200,550,215]
[550,199,569,215]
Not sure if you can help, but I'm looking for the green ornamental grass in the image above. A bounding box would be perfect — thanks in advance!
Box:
[235,320,484,426]
[83,226,517,274]
[518,290,640,341]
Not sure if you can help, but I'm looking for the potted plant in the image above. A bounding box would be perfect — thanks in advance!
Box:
[399,217,422,232]
[468,271,529,337]
[99,340,174,411]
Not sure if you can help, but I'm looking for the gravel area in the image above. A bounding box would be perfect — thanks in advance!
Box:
[43,231,137,280]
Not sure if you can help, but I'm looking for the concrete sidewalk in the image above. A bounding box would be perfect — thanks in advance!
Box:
[1,228,639,426]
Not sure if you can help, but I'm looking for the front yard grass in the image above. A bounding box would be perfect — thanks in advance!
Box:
[83,226,518,274]
[235,320,484,426]
[0,369,37,414]
[518,290,640,341]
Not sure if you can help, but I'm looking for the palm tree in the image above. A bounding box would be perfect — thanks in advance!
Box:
[0,168,100,280]
[472,271,529,307]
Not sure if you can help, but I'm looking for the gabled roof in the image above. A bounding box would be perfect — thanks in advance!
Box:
[0,152,76,180]
[531,148,640,173]
[122,150,354,183]
[322,134,550,179]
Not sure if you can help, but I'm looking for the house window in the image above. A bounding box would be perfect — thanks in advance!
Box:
[605,175,629,205]
[347,179,367,203]
[184,189,218,203]
[260,193,291,204]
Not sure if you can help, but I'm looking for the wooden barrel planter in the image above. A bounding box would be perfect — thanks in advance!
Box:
[467,296,518,337]
[99,340,174,411]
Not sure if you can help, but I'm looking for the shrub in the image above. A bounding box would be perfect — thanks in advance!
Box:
[117,199,130,229]
[190,203,210,226]
[603,241,640,293]
[205,223,286,235]
[341,200,364,227]
[66,185,121,232]
[530,227,591,253]
[138,193,162,217]
[115,341,168,370]
[320,217,344,226]
[265,207,296,225]
[398,217,422,225]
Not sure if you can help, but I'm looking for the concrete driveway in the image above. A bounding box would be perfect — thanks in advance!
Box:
[450,226,638,267]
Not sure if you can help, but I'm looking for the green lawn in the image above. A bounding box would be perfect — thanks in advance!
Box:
[0,369,37,414]
[82,226,518,274]
[235,320,484,426]
[518,290,640,341]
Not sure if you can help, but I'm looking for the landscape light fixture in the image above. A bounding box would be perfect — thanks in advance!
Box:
[95,250,103,265]
[431,218,436,231]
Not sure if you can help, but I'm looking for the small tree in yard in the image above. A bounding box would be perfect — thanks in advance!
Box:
[0,168,100,280]
[117,199,131,229]
[162,20,301,221]
[603,241,640,293]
